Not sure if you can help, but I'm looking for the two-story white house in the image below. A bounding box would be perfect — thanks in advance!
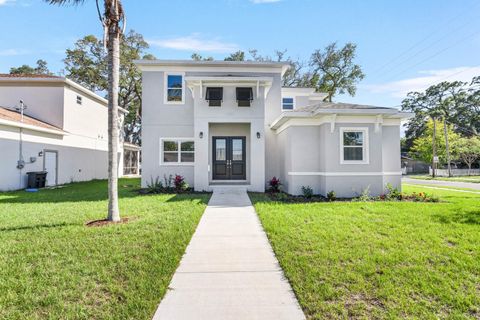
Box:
[0,74,131,191]
[136,60,411,197]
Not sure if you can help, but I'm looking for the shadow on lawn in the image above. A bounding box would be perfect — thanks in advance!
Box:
[435,210,480,225]
[0,222,77,232]
[0,180,140,204]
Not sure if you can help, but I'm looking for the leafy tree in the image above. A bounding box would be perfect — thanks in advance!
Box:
[224,50,245,61]
[45,0,126,222]
[456,137,480,174]
[191,53,213,61]
[309,42,365,102]
[410,119,460,165]
[10,59,52,75]
[64,31,154,145]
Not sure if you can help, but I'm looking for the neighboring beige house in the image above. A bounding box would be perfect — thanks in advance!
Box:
[0,74,132,191]
[137,60,412,197]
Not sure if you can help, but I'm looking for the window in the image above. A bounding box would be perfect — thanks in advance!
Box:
[76,95,82,105]
[236,87,253,107]
[161,139,194,164]
[282,97,294,110]
[340,128,369,164]
[165,73,184,103]
[206,87,223,107]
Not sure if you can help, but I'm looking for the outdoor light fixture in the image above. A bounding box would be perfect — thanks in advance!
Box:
[199,131,204,139]
[256,132,261,139]
[38,151,43,157]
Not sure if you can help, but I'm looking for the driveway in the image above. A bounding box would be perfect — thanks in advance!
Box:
[402,177,480,191]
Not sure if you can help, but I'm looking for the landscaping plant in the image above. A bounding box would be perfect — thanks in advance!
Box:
[268,176,282,193]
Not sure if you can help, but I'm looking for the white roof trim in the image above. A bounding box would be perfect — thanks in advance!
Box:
[0,118,67,136]
[0,77,128,114]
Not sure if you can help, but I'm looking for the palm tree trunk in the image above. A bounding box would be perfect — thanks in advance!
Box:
[107,19,120,222]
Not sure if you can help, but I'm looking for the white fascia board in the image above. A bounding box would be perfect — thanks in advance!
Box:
[0,119,67,136]
[185,76,273,83]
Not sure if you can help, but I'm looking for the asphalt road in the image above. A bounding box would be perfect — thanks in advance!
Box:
[402,177,480,191]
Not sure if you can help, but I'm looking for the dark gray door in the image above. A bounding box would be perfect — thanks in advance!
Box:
[212,137,246,180]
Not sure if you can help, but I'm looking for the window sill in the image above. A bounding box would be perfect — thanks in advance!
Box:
[340,161,369,165]
[160,162,195,166]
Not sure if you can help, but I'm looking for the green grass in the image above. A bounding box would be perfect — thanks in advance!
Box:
[409,175,480,183]
[250,186,480,319]
[0,178,210,320]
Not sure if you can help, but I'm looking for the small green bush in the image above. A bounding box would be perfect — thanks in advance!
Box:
[301,186,314,199]
[146,176,163,193]
[327,190,336,201]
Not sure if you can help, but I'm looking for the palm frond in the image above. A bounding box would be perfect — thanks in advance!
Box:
[44,0,86,5]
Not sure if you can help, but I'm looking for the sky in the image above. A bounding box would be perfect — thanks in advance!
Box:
[1,0,480,109]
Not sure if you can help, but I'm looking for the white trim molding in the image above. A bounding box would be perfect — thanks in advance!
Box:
[163,72,186,105]
[288,171,402,176]
[340,127,369,165]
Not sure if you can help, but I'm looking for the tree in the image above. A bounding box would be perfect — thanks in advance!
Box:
[10,59,52,75]
[191,53,213,61]
[410,119,460,166]
[402,81,467,176]
[224,50,245,61]
[457,137,480,175]
[64,31,154,145]
[45,0,126,222]
[309,42,365,102]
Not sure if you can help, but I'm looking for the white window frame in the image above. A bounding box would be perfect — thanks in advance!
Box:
[164,72,185,105]
[281,97,295,111]
[160,137,194,166]
[340,127,369,165]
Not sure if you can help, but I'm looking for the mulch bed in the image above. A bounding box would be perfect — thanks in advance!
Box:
[85,217,134,227]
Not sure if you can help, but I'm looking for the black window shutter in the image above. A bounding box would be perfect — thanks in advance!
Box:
[206,87,223,101]
[236,87,253,101]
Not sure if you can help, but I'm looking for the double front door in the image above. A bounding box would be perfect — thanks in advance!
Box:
[212,137,246,180]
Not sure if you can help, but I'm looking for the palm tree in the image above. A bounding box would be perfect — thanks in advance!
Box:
[45,0,125,221]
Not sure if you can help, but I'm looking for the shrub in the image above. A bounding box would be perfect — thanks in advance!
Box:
[174,174,188,191]
[146,176,163,193]
[163,174,174,189]
[355,186,372,202]
[327,190,336,201]
[385,183,402,200]
[269,176,282,193]
[272,192,289,201]
[301,186,314,199]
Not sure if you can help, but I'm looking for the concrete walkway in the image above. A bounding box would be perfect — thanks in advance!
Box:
[403,177,480,191]
[152,187,305,320]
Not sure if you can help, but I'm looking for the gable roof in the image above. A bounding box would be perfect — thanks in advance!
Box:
[0,106,65,135]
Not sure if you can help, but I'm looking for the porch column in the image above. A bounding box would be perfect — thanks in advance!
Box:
[194,121,209,191]
[250,119,265,192]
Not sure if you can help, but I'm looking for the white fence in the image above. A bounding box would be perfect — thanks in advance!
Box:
[428,167,480,177]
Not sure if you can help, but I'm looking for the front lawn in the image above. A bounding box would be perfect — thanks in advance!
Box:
[250,185,480,319]
[409,174,480,183]
[0,178,210,320]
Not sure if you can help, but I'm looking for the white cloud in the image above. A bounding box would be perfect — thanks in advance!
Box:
[148,34,239,53]
[364,66,480,98]
[0,49,28,56]
[250,0,282,3]
[0,0,15,5]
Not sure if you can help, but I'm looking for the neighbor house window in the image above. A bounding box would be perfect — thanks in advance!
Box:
[76,95,82,105]
[340,128,369,164]
[165,73,184,103]
[161,139,194,164]
[236,87,253,107]
[282,97,294,110]
[206,87,223,107]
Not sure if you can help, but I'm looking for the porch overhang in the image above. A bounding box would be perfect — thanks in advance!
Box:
[185,76,274,99]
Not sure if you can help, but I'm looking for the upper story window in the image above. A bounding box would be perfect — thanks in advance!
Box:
[282,97,294,110]
[165,73,184,104]
[236,87,253,107]
[161,139,194,164]
[76,95,82,105]
[340,127,369,164]
[206,87,223,107]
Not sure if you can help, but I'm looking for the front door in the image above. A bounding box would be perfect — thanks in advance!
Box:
[212,137,246,180]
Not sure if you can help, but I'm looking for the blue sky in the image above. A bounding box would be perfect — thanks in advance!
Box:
[1,0,480,108]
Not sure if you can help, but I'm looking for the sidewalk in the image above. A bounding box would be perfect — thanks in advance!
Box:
[403,177,480,191]
[152,187,305,320]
